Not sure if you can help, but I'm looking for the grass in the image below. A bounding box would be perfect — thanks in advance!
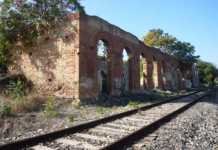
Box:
[127,100,141,107]
[66,114,75,123]
[96,106,110,114]
[0,76,42,114]
[7,95,44,113]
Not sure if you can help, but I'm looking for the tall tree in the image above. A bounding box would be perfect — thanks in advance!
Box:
[143,28,199,64]
[0,0,85,67]
[197,60,217,86]
[170,41,199,64]
[143,29,176,54]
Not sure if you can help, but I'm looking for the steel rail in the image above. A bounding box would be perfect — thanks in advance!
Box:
[0,89,205,150]
[102,90,212,150]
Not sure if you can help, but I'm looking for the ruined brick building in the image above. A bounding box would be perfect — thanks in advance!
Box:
[8,13,199,99]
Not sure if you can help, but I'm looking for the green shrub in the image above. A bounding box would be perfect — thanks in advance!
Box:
[0,104,11,117]
[43,96,58,118]
[6,79,25,100]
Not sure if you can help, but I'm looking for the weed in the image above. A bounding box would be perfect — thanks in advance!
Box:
[67,114,75,122]
[127,100,141,107]
[96,106,109,114]
[43,96,58,118]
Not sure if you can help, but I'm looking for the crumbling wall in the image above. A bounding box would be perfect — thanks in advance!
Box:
[8,13,194,99]
[78,13,188,99]
[8,14,80,98]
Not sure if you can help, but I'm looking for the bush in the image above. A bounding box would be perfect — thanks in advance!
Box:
[6,79,26,99]
[43,96,58,118]
[0,104,11,117]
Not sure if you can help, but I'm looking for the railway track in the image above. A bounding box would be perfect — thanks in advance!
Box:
[0,89,212,150]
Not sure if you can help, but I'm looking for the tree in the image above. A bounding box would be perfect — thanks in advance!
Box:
[143,28,199,64]
[143,29,176,54]
[197,60,217,86]
[170,41,199,65]
[0,0,85,67]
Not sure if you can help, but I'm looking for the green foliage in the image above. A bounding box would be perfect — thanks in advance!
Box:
[0,0,85,66]
[170,41,199,64]
[143,29,177,53]
[6,79,26,100]
[67,114,75,122]
[96,106,109,114]
[127,100,141,107]
[43,96,58,118]
[143,28,199,65]
[197,60,217,86]
[0,103,11,117]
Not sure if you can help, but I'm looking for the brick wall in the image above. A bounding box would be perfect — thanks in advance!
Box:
[8,13,195,100]
[8,14,80,99]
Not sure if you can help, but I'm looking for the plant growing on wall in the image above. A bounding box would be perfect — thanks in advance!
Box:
[0,0,85,67]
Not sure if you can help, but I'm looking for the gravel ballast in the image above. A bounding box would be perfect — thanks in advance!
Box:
[133,90,218,150]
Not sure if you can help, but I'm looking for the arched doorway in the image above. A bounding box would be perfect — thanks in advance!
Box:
[121,48,130,93]
[96,40,109,95]
[152,56,158,88]
[140,54,148,89]
[161,60,166,89]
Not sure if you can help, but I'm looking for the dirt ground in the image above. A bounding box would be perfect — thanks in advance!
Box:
[0,89,184,145]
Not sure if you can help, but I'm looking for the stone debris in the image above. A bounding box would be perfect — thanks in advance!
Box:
[131,92,218,150]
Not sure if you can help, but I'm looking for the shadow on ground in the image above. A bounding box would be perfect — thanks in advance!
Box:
[79,87,218,108]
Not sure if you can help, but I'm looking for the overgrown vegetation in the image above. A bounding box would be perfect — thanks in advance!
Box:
[127,100,141,107]
[197,60,218,86]
[6,79,26,100]
[0,103,11,117]
[0,0,85,67]
[43,96,58,118]
[2,75,31,100]
[96,106,110,114]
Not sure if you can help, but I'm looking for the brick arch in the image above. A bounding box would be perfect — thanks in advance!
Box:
[91,31,114,54]
[92,32,115,95]
[121,47,132,58]
[122,44,134,54]
[139,52,149,89]
[119,44,137,91]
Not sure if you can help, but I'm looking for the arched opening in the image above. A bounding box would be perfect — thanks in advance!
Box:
[96,39,109,95]
[140,54,148,89]
[121,48,130,93]
[152,56,158,88]
[161,60,166,89]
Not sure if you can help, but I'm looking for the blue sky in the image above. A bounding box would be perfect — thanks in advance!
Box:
[81,0,218,66]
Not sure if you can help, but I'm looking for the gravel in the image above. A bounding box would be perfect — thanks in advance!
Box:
[135,90,218,150]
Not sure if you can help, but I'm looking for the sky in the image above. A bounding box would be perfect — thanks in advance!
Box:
[81,0,218,67]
